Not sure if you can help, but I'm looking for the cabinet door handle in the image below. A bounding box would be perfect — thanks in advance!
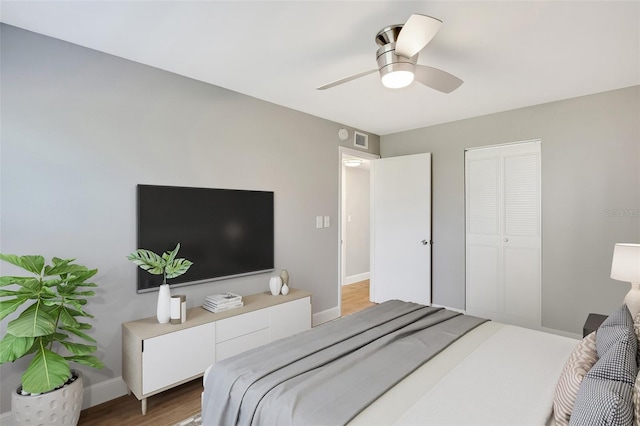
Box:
[504,238,509,242]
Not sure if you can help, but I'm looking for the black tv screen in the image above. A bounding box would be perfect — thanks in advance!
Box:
[136,184,274,292]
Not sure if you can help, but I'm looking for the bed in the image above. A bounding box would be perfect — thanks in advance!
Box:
[201,300,639,426]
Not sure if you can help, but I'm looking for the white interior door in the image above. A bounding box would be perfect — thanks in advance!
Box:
[370,153,431,305]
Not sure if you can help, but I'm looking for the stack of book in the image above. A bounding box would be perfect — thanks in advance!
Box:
[203,292,243,313]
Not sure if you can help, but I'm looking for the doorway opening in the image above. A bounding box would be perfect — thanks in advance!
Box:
[338,147,379,317]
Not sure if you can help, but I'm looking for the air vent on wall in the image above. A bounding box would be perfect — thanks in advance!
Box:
[354,131,368,149]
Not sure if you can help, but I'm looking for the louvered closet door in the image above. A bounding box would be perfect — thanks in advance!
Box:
[466,141,541,328]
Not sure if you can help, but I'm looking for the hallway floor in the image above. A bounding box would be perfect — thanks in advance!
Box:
[341,280,375,317]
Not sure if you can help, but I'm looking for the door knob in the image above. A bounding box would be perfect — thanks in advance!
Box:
[504,238,509,242]
[421,240,430,245]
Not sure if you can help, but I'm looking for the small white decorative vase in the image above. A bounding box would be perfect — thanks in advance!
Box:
[157,284,171,324]
[281,283,290,295]
[269,276,282,296]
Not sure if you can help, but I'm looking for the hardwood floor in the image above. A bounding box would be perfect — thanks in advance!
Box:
[79,281,373,425]
[79,379,202,426]
[341,279,375,317]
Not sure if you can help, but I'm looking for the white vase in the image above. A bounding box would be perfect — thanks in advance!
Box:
[157,284,171,324]
[281,283,289,295]
[269,276,282,296]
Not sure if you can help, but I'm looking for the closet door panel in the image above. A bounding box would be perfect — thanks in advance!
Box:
[465,150,500,317]
[467,156,500,236]
[503,245,541,324]
[467,242,500,315]
[503,152,540,238]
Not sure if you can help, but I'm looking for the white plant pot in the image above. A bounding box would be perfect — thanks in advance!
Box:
[12,370,83,426]
[157,284,171,324]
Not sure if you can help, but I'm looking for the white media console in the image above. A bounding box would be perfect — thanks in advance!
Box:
[122,288,312,414]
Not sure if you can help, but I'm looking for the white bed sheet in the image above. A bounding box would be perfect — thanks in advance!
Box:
[350,322,578,426]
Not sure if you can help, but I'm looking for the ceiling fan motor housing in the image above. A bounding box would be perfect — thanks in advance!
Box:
[375,25,417,87]
[376,42,417,73]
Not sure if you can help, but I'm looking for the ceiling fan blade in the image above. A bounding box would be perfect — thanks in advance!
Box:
[414,65,463,93]
[316,69,378,90]
[395,14,442,59]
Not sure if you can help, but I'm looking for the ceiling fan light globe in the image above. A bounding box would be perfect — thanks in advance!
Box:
[381,70,414,88]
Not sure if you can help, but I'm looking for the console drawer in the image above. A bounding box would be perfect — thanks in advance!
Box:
[215,309,269,343]
[216,328,270,361]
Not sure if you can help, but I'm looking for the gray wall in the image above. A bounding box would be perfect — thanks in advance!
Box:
[381,86,640,335]
[0,24,379,413]
[345,166,370,279]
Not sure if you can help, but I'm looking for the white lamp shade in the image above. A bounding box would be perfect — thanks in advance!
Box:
[611,243,640,283]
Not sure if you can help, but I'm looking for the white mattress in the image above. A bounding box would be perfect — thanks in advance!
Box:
[350,322,578,426]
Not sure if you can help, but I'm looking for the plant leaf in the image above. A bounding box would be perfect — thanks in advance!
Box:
[21,341,70,394]
[7,302,56,337]
[127,249,166,275]
[165,258,193,279]
[0,288,32,297]
[64,299,90,314]
[61,326,96,343]
[60,341,96,356]
[44,258,78,276]
[67,290,96,297]
[0,276,41,291]
[65,354,104,369]
[57,306,81,328]
[0,254,44,276]
[65,269,98,285]
[162,243,180,264]
[0,296,29,321]
[0,334,35,363]
[75,281,98,288]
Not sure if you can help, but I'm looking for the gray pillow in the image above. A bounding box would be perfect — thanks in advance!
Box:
[587,331,638,385]
[596,305,634,358]
[569,376,633,426]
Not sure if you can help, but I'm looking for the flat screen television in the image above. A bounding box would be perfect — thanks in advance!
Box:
[136,184,274,292]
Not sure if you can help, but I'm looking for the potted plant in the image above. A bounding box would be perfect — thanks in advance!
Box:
[127,243,193,324]
[0,253,103,426]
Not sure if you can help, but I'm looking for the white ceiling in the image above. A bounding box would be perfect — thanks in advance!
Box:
[1,1,638,135]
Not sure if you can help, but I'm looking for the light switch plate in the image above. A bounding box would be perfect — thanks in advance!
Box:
[316,216,323,228]
[323,216,330,228]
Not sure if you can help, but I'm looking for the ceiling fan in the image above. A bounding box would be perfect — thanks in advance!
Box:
[317,14,463,93]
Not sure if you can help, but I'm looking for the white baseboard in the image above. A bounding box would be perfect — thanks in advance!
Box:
[312,306,340,327]
[343,272,370,286]
[431,303,466,314]
[538,326,581,340]
[0,410,13,425]
[82,376,129,410]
